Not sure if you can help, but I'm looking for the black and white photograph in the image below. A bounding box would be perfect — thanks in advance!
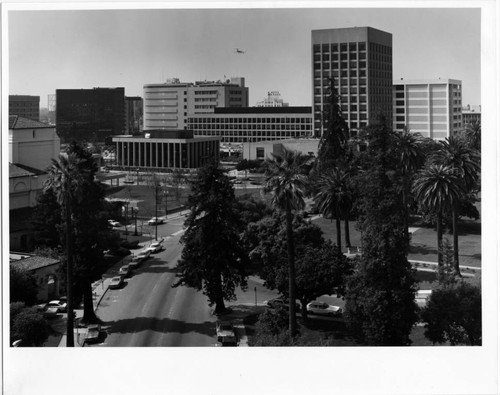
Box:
[2,1,498,394]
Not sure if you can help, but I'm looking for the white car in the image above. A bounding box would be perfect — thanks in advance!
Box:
[137,249,151,261]
[108,276,124,289]
[306,301,343,317]
[108,220,122,227]
[146,241,163,253]
[118,264,131,278]
[128,255,143,269]
[46,300,67,313]
[147,217,164,225]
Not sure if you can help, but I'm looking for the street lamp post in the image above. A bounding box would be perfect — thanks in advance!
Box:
[133,207,138,236]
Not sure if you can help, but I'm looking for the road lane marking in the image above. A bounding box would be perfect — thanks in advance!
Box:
[172,229,185,237]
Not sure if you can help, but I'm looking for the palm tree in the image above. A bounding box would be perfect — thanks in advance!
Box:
[44,152,85,347]
[432,137,480,275]
[263,149,309,337]
[394,128,425,247]
[314,168,352,249]
[412,164,463,269]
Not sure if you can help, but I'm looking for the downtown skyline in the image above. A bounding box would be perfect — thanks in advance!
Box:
[8,7,481,108]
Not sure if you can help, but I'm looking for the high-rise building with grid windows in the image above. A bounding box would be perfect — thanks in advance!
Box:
[311,27,393,138]
[393,79,462,140]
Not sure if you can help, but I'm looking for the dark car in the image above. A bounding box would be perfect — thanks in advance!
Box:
[264,297,301,311]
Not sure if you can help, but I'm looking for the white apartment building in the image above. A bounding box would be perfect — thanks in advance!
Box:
[143,77,249,131]
[256,91,289,107]
[393,79,462,140]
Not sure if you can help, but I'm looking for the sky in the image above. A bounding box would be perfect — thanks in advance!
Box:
[7,6,482,108]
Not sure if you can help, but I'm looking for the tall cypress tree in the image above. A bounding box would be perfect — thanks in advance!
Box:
[344,117,419,345]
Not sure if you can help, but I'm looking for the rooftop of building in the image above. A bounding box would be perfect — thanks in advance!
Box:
[10,253,60,272]
[9,115,54,129]
[144,77,245,89]
[9,163,47,178]
[212,106,312,115]
[393,78,462,85]
[113,129,220,140]
[9,95,40,101]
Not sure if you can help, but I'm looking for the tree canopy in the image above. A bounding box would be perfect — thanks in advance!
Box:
[174,162,249,314]
[10,266,39,306]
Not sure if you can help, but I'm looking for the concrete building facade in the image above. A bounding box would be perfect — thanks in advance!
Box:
[462,109,481,127]
[256,91,289,107]
[242,138,320,161]
[113,130,220,170]
[393,79,462,140]
[56,87,125,144]
[9,95,40,121]
[9,116,61,252]
[312,27,393,137]
[188,107,312,144]
[143,77,249,131]
[125,96,144,135]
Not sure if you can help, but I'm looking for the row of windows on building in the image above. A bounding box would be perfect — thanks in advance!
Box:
[189,117,311,124]
[314,42,392,55]
[190,124,310,130]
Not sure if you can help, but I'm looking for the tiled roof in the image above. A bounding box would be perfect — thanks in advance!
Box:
[9,163,46,178]
[10,254,60,272]
[9,115,54,129]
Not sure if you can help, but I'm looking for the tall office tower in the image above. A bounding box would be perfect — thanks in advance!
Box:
[47,94,56,124]
[256,91,289,107]
[312,27,393,138]
[393,79,462,140]
[143,77,249,131]
[9,95,40,121]
[125,96,143,135]
[56,88,125,144]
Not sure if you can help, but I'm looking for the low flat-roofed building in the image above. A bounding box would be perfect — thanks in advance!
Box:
[112,129,220,170]
[243,138,319,161]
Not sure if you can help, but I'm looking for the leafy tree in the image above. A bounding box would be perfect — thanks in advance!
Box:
[462,119,481,151]
[235,194,273,230]
[10,266,39,306]
[249,306,296,346]
[262,149,310,336]
[437,239,460,288]
[421,282,481,345]
[174,162,249,314]
[413,164,463,268]
[236,159,262,172]
[345,118,419,345]
[11,305,50,347]
[430,136,480,274]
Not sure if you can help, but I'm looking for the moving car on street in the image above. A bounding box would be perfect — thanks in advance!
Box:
[306,301,343,317]
[148,217,164,225]
[109,276,124,289]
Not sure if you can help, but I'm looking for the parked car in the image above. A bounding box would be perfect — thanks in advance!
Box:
[44,306,60,318]
[84,324,101,344]
[264,297,301,311]
[146,241,163,253]
[108,276,124,289]
[232,179,243,184]
[306,301,343,317]
[46,300,67,313]
[118,264,132,278]
[148,217,164,225]
[216,321,238,346]
[128,255,143,269]
[137,250,151,261]
[108,220,122,227]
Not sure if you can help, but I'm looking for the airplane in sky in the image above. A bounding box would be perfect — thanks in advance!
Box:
[235,48,246,54]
